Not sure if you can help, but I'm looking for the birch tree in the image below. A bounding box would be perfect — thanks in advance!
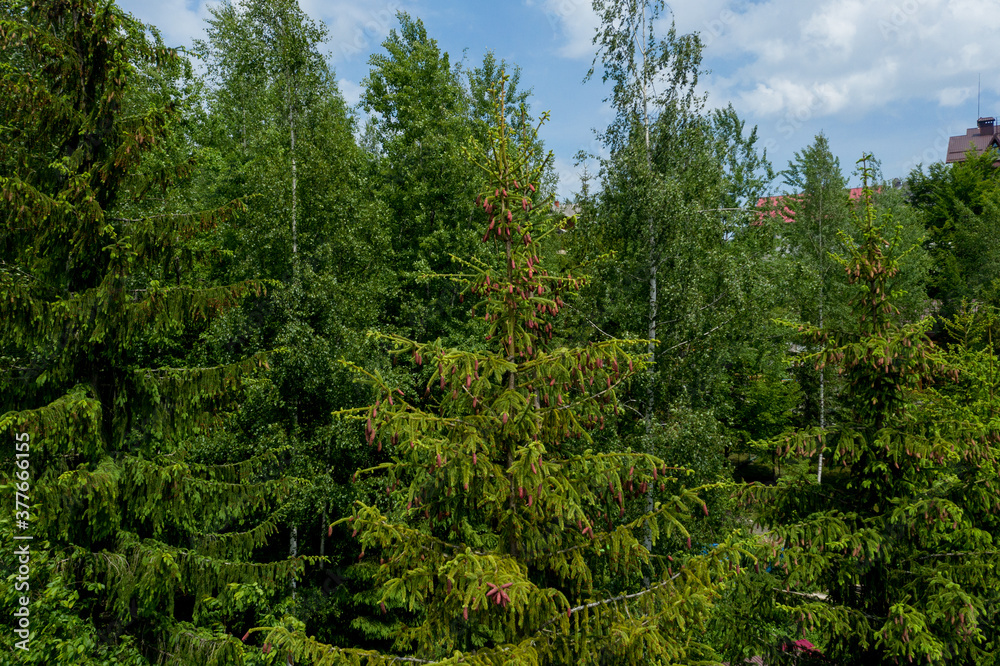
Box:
[779,133,851,481]
[195,0,331,278]
[195,0,393,627]
[585,1,773,549]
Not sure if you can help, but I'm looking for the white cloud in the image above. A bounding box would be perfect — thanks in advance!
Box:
[534,0,600,60]
[337,78,364,106]
[936,86,975,108]
[800,0,863,58]
[121,0,414,65]
[118,0,211,48]
[311,0,411,64]
[740,79,817,117]
[667,0,1000,122]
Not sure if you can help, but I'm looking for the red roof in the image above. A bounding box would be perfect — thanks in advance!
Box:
[946,118,1000,165]
[755,195,799,224]
[756,188,874,224]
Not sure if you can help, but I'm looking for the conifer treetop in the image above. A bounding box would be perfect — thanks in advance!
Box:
[263,74,749,665]
[736,155,1000,666]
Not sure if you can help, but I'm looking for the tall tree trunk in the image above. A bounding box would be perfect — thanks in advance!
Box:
[817,190,825,483]
[289,79,297,263]
[638,2,658,552]
[286,54,300,589]
[818,290,825,483]
[320,505,327,569]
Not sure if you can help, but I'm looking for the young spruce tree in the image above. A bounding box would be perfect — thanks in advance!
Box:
[261,76,746,665]
[731,157,1000,665]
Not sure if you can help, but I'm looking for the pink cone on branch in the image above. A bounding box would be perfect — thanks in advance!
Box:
[327,73,694,661]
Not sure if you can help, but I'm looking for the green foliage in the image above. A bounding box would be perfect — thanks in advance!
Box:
[581,0,775,418]
[255,75,748,665]
[736,156,1000,665]
[0,517,148,665]
[771,133,854,441]
[777,133,853,330]
[361,14,555,346]
[907,147,1000,319]
[870,184,930,324]
[647,407,737,547]
[0,2,304,662]
[725,362,802,457]
[193,1,399,653]
[361,13,483,342]
[772,138,929,479]
[5,2,1000,662]
[195,0,386,284]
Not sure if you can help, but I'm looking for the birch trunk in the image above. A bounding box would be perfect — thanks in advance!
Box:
[638,3,658,551]
[817,190,825,484]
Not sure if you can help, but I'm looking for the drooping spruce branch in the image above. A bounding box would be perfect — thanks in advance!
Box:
[258,72,745,665]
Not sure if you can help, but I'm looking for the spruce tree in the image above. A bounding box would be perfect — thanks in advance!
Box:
[261,76,745,665]
[730,156,1000,665]
[0,1,309,662]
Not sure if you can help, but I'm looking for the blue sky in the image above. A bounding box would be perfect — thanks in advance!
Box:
[118,0,1000,199]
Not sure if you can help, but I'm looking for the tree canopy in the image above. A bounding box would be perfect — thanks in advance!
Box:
[1,1,307,663]
[2,1,998,664]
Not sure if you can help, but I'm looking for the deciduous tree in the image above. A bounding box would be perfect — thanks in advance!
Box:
[583,1,774,553]
[777,133,852,479]
[362,13,483,342]
[194,0,395,649]
[906,147,1000,321]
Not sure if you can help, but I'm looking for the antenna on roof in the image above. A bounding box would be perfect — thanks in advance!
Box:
[978,73,981,118]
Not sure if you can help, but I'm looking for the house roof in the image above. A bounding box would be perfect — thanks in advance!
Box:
[756,187,877,224]
[755,195,799,224]
[946,117,1000,164]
